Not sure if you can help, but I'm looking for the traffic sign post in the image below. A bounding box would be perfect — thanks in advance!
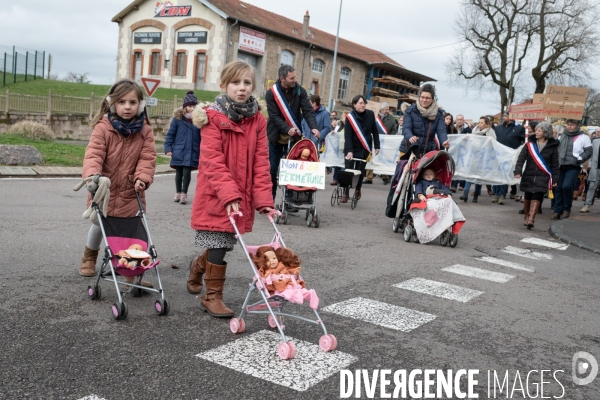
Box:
[140,77,160,114]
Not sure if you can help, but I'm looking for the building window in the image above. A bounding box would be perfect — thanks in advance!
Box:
[363,74,370,96]
[312,59,324,73]
[338,67,351,100]
[280,50,294,67]
[175,51,187,77]
[131,51,143,80]
[150,51,161,76]
[195,52,206,83]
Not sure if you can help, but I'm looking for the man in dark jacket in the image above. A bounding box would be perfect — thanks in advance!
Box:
[266,64,319,200]
[455,114,472,134]
[492,114,526,204]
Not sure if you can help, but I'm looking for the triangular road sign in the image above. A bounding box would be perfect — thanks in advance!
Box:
[141,77,161,97]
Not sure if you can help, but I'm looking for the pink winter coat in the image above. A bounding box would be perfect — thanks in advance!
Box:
[190,108,273,234]
[82,117,156,217]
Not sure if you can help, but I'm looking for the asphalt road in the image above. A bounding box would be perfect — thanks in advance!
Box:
[1,174,599,400]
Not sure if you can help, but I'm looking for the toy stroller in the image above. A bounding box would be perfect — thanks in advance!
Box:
[330,159,364,209]
[275,138,321,228]
[228,210,337,360]
[86,192,169,320]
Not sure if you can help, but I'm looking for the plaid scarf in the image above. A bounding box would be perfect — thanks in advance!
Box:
[108,112,146,138]
[214,94,258,123]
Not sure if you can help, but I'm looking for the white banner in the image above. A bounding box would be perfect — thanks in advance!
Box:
[447,135,522,185]
[366,135,403,175]
[278,159,326,190]
[320,130,403,175]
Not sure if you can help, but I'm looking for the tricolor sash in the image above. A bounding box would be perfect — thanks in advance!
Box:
[271,83,301,132]
[376,115,388,135]
[527,141,553,189]
[346,112,371,153]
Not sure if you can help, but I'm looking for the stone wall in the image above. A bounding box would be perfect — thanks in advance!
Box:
[0,112,172,141]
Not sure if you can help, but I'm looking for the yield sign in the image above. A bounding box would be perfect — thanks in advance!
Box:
[141,77,160,97]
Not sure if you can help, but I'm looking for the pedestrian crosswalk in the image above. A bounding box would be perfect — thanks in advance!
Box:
[477,256,535,272]
[502,246,554,260]
[393,277,484,302]
[442,264,515,283]
[521,237,569,250]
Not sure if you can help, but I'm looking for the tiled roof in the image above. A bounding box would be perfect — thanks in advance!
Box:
[209,0,403,67]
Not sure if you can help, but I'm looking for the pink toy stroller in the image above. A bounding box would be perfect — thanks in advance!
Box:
[228,210,337,360]
[86,192,168,320]
[275,138,321,228]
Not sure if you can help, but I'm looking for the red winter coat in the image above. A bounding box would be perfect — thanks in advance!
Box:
[83,117,156,217]
[190,108,273,234]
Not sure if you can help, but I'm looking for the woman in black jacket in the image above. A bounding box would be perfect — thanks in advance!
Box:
[341,95,380,203]
[513,121,559,229]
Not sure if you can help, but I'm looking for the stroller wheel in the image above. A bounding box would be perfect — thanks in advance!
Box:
[155,299,169,316]
[449,234,459,248]
[274,205,281,224]
[403,224,413,242]
[313,215,320,228]
[305,209,310,220]
[306,215,312,227]
[331,189,337,206]
[350,197,357,210]
[88,285,101,301]
[337,187,343,205]
[112,302,128,320]
[277,342,295,360]
[268,314,285,329]
[319,334,337,352]
[282,210,288,225]
[230,318,246,334]
[392,218,401,233]
[440,231,450,246]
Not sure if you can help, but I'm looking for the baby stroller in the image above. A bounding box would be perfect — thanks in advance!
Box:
[228,210,337,360]
[275,138,321,228]
[387,150,463,247]
[330,159,364,210]
[86,192,168,320]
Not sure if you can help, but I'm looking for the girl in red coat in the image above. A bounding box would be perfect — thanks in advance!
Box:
[187,60,274,318]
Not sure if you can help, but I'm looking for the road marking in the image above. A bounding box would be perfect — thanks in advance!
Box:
[78,396,107,400]
[322,297,436,332]
[443,264,515,283]
[196,330,357,392]
[477,256,535,272]
[521,237,569,250]
[502,246,553,260]
[393,278,484,303]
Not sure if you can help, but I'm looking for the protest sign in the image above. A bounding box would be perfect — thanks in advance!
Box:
[447,135,521,185]
[509,103,544,120]
[542,85,588,119]
[320,131,346,167]
[366,135,403,175]
[365,100,381,116]
[532,94,546,104]
[278,159,326,190]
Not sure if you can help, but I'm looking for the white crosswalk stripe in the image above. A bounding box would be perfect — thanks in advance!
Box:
[477,256,535,272]
[502,246,553,260]
[322,297,436,332]
[443,264,515,283]
[393,277,484,303]
[196,330,357,392]
[521,237,569,250]
[78,396,107,400]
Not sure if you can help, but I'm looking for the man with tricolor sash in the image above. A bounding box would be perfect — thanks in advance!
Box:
[364,102,397,185]
[266,64,320,200]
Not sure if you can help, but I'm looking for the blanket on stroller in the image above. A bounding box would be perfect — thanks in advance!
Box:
[409,197,465,244]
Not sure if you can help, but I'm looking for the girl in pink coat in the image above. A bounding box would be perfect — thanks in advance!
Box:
[187,60,274,318]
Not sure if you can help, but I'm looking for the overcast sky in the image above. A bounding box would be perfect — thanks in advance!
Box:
[2,0,599,120]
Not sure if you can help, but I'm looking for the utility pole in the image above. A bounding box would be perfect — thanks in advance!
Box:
[506,25,520,115]
[47,54,52,80]
[327,0,343,112]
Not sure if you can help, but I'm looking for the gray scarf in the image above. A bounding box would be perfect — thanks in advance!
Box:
[558,129,580,165]
[416,99,439,121]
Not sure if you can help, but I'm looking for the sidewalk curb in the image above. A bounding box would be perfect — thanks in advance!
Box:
[548,220,600,254]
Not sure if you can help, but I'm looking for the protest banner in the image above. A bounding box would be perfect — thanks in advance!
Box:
[320,131,346,167]
[278,159,326,190]
[509,103,544,120]
[366,135,403,175]
[447,135,521,185]
[542,85,588,119]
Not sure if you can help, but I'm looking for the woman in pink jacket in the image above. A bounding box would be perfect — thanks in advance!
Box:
[187,60,274,318]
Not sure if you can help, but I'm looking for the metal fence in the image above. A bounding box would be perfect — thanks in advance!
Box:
[0,46,45,86]
[0,90,175,117]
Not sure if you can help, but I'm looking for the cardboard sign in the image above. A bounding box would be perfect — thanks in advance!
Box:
[542,85,588,118]
[365,100,381,116]
[278,159,326,190]
[509,102,544,120]
[532,94,546,104]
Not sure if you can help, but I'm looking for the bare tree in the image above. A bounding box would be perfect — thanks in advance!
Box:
[63,72,91,84]
[446,0,534,115]
[530,0,600,93]
[584,88,600,126]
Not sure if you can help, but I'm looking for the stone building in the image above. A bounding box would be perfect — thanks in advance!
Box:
[112,0,434,111]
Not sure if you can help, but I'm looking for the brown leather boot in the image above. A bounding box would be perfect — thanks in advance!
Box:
[527,200,541,229]
[187,249,208,294]
[200,261,234,318]
[355,190,362,200]
[573,191,579,200]
[79,246,99,277]
[340,193,349,203]
[523,199,531,226]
